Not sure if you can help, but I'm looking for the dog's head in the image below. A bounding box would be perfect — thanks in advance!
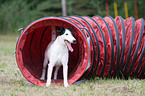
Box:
[56,27,76,52]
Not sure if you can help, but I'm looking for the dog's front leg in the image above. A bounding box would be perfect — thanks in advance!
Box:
[63,64,69,87]
[46,63,54,87]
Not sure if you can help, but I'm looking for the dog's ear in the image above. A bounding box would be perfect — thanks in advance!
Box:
[56,26,65,36]
[67,28,73,35]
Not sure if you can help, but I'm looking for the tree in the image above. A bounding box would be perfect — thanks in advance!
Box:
[61,0,67,16]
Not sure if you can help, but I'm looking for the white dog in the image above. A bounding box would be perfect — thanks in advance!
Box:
[40,26,76,87]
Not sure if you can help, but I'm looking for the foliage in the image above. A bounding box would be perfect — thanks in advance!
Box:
[108,0,145,19]
[0,0,50,34]
[0,0,144,34]
[67,0,106,16]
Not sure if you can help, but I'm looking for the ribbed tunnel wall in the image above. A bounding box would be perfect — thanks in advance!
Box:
[16,16,145,86]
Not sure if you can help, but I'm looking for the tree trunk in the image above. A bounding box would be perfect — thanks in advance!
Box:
[61,0,67,16]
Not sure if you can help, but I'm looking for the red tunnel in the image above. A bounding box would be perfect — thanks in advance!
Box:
[16,16,145,86]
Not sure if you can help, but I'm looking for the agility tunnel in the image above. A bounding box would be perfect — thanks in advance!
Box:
[15,16,145,86]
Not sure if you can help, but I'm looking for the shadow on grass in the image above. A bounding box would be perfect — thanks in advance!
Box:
[0,75,25,87]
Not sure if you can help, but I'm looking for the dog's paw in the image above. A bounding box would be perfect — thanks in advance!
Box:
[54,78,57,80]
[64,84,69,87]
[40,77,45,80]
[46,85,50,87]
[46,83,51,87]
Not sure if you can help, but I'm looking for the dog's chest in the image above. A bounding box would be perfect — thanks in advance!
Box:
[48,43,68,63]
[54,45,68,57]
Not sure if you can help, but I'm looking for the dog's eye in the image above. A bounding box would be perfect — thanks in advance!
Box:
[65,34,68,35]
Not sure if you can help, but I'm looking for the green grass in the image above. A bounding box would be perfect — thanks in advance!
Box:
[0,35,145,96]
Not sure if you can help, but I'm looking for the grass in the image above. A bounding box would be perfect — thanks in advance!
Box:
[0,35,145,96]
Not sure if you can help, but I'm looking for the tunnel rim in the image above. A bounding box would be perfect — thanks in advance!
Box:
[16,17,90,86]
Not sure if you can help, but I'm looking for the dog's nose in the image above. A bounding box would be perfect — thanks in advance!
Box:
[73,40,77,43]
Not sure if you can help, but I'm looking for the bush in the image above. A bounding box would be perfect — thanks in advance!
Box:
[0,0,53,34]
